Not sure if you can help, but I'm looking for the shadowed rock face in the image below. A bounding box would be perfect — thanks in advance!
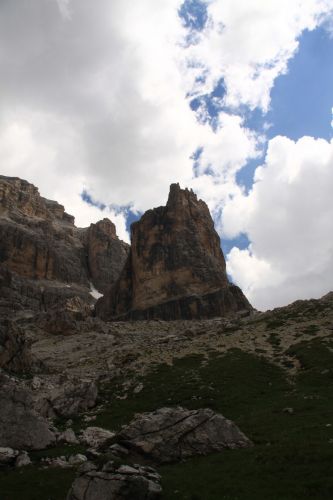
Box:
[86,219,129,294]
[96,183,252,320]
[0,175,129,314]
[0,376,56,450]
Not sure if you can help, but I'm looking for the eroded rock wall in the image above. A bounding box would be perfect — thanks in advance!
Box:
[96,183,252,320]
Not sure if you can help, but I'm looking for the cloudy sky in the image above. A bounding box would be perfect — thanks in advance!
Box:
[1,0,333,310]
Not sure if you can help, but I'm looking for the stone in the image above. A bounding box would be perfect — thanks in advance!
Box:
[78,461,98,474]
[117,465,141,474]
[57,429,79,445]
[108,443,129,457]
[0,447,18,464]
[282,407,294,414]
[68,454,87,466]
[114,406,252,464]
[15,451,32,467]
[96,183,252,321]
[45,457,70,468]
[66,465,162,500]
[80,427,115,449]
[0,378,56,450]
[37,378,98,418]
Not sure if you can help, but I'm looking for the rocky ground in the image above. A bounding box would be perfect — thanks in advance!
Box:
[1,291,333,499]
[28,291,333,380]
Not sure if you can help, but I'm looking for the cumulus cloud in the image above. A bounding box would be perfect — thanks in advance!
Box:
[1,1,331,229]
[223,136,333,310]
[185,0,333,111]
[0,0,332,307]
[0,0,198,225]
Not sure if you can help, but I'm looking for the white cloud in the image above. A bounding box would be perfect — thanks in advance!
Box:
[224,135,333,310]
[0,0,265,231]
[185,0,333,111]
[0,0,333,308]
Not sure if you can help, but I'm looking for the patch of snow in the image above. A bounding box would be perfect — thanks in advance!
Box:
[90,282,103,300]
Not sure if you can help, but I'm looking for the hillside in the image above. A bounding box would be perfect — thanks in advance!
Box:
[1,176,333,500]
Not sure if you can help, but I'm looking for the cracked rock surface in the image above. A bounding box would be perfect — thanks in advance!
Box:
[67,463,161,500]
[114,406,252,464]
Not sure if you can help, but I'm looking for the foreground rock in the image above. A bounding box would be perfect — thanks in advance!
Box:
[67,463,161,500]
[80,427,115,448]
[97,183,252,321]
[0,377,55,450]
[31,375,98,418]
[114,407,252,464]
[0,447,18,465]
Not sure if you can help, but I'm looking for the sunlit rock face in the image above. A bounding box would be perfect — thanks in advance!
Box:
[96,183,252,320]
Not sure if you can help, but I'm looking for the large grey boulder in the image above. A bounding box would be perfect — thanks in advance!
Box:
[114,407,252,464]
[67,463,161,500]
[0,379,55,450]
[33,376,98,418]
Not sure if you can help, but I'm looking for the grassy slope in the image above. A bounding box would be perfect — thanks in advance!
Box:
[1,339,333,499]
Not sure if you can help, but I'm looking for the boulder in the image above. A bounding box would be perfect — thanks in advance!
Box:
[34,377,98,418]
[80,427,115,449]
[57,429,79,445]
[114,407,252,464]
[0,378,55,450]
[15,451,31,467]
[67,463,162,500]
[68,454,87,466]
[96,184,252,320]
[0,447,18,465]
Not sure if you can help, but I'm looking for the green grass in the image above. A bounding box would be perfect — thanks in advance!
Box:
[94,344,333,499]
[0,467,75,500]
[2,338,333,500]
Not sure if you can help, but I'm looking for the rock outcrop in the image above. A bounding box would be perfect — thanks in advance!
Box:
[0,376,56,450]
[30,375,98,419]
[85,218,129,294]
[67,463,162,500]
[0,175,129,318]
[96,183,252,320]
[112,407,252,464]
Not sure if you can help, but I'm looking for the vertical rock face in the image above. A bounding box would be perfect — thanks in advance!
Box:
[86,219,129,294]
[96,183,252,320]
[0,175,128,314]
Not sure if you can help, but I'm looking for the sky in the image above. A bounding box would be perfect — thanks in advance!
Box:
[0,0,333,310]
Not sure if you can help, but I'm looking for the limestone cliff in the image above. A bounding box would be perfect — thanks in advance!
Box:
[0,175,129,315]
[85,218,129,294]
[96,183,252,320]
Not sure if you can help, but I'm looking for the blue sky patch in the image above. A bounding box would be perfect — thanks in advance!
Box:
[179,0,208,31]
[267,27,333,141]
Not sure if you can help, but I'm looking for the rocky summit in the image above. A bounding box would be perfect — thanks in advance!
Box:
[96,183,252,320]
